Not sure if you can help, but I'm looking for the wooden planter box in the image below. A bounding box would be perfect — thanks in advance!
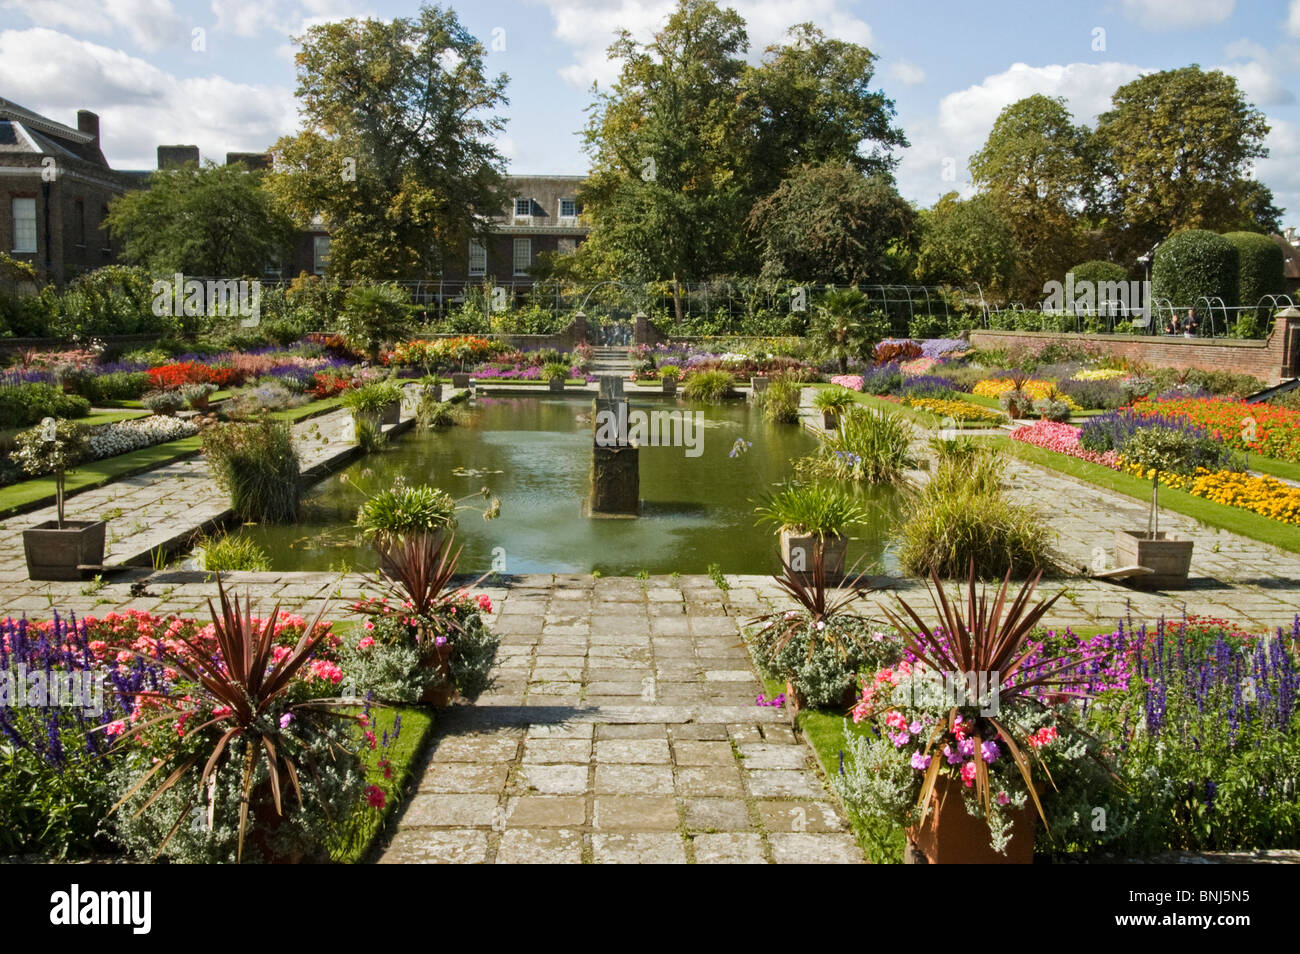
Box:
[424,383,443,403]
[822,409,838,430]
[778,529,846,581]
[381,399,401,426]
[548,378,565,392]
[450,373,471,388]
[906,777,1037,864]
[661,377,677,394]
[751,375,770,393]
[23,520,106,581]
[1114,529,1194,588]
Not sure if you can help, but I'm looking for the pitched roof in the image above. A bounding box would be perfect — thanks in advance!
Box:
[0,97,107,166]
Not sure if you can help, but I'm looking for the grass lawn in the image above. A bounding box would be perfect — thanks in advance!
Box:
[0,435,203,517]
[1248,454,1300,483]
[331,703,436,864]
[991,436,1300,555]
[267,395,344,422]
[850,392,1004,430]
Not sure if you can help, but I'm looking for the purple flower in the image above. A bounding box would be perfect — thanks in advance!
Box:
[981,740,1000,764]
[910,751,932,770]
[279,713,294,729]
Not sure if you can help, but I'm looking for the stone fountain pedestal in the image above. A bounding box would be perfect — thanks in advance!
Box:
[589,376,640,516]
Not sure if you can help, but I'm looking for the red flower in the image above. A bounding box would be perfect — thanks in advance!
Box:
[365,785,386,809]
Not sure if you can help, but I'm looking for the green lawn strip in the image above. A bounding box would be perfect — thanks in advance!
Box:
[330,703,436,863]
[760,675,904,863]
[958,392,1001,411]
[989,436,1300,555]
[95,399,146,409]
[1248,454,1300,483]
[0,435,203,518]
[265,396,344,422]
[850,392,1002,429]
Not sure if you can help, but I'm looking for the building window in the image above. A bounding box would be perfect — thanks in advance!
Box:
[514,197,532,219]
[468,239,486,277]
[513,238,532,276]
[559,198,580,218]
[313,235,331,275]
[557,238,576,255]
[11,197,36,253]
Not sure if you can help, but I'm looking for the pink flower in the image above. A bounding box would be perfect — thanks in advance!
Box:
[476,594,493,612]
[960,761,977,787]
[363,620,375,631]
[910,751,931,770]
[996,791,1010,806]
[280,713,294,729]
[365,730,377,750]
[357,635,375,650]
[106,720,126,737]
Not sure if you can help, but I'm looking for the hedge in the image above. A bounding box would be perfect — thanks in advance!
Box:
[1152,229,1238,309]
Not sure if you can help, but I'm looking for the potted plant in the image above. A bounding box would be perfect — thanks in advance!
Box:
[350,480,502,707]
[836,568,1105,863]
[660,364,682,395]
[751,374,770,394]
[998,369,1033,419]
[542,362,570,392]
[342,380,403,437]
[181,382,218,413]
[142,389,186,417]
[1113,427,1201,587]
[15,418,104,581]
[450,341,474,388]
[422,373,443,404]
[754,482,870,582]
[812,385,855,430]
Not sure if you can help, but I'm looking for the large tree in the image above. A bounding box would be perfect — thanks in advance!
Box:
[969,94,1096,300]
[575,1,908,303]
[747,163,917,285]
[105,161,293,276]
[914,193,1018,299]
[265,4,509,279]
[1095,66,1272,259]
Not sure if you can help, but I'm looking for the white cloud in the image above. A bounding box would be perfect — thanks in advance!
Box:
[1,0,185,51]
[1216,39,1294,107]
[896,61,1144,208]
[538,0,873,90]
[1288,0,1300,36]
[1120,0,1234,30]
[0,27,297,168]
[888,60,926,86]
[210,0,279,38]
[1255,118,1300,227]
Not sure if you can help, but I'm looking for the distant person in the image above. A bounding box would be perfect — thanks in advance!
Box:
[1164,314,1181,336]
[1183,309,1198,337]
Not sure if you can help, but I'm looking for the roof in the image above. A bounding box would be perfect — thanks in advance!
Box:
[0,97,106,166]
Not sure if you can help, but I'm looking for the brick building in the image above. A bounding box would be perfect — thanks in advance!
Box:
[0,98,146,285]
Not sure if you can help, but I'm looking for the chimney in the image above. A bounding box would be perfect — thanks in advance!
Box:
[157,144,200,169]
[225,151,272,171]
[76,110,100,144]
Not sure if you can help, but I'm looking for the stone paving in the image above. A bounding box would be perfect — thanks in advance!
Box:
[377,576,864,864]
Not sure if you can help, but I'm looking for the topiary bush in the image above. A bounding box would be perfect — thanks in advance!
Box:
[1067,260,1130,289]
[1222,231,1285,312]
[1151,229,1238,308]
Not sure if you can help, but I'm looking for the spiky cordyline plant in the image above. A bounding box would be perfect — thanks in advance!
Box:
[748,546,878,662]
[356,532,487,650]
[108,580,360,861]
[878,563,1100,830]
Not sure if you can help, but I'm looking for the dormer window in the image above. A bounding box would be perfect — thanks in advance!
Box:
[514,197,532,219]
[559,198,580,219]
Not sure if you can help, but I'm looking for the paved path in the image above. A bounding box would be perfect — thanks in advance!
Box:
[378,576,863,864]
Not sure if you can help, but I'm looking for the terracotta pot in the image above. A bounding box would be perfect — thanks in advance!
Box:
[23,520,106,581]
[784,679,803,714]
[420,638,457,707]
[906,776,1037,864]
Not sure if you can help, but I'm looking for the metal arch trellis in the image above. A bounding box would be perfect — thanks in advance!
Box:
[1193,296,1226,338]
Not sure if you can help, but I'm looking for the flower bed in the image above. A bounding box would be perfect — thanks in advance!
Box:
[902,396,1004,423]
[1009,419,1119,466]
[86,415,199,459]
[830,374,864,391]
[1133,397,1300,463]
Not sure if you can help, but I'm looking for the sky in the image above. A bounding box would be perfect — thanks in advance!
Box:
[1,0,1297,226]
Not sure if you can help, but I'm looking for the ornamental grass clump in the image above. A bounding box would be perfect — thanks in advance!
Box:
[682,369,736,403]
[898,446,1056,580]
[800,405,914,484]
[759,376,802,424]
[754,481,871,538]
[200,418,300,523]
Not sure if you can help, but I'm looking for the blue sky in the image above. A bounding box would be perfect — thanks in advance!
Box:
[1,0,1297,224]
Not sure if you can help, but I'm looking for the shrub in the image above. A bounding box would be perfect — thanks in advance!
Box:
[356,483,458,546]
[1222,231,1285,310]
[341,380,403,416]
[898,447,1056,579]
[141,389,185,416]
[73,370,151,403]
[0,383,91,428]
[1033,398,1072,422]
[873,339,923,364]
[340,282,410,359]
[223,381,303,418]
[1152,229,1238,308]
[1066,259,1129,294]
[1055,376,1129,410]
[541,361,571,382]
[682,369,735,403]
[754,481,871,537]
[201,533,272,571]
[200,419,300,522]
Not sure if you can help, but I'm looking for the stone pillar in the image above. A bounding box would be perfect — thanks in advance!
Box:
[589,380,639,515]
[571,310,589,346]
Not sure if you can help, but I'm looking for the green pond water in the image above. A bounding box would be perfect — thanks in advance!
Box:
[231,395,902,576]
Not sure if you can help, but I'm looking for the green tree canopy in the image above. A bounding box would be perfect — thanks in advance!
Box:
[1096,66,1272,258]
[914,193,1018,298]
[265,4,509,280]
[747,163,917,284]
[104,161,293,276]
[969,94,1096,300]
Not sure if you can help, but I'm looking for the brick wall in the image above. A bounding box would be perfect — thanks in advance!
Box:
[969,317,1300,386]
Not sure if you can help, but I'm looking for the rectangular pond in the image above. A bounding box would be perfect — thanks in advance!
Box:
[230,394,902,576]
